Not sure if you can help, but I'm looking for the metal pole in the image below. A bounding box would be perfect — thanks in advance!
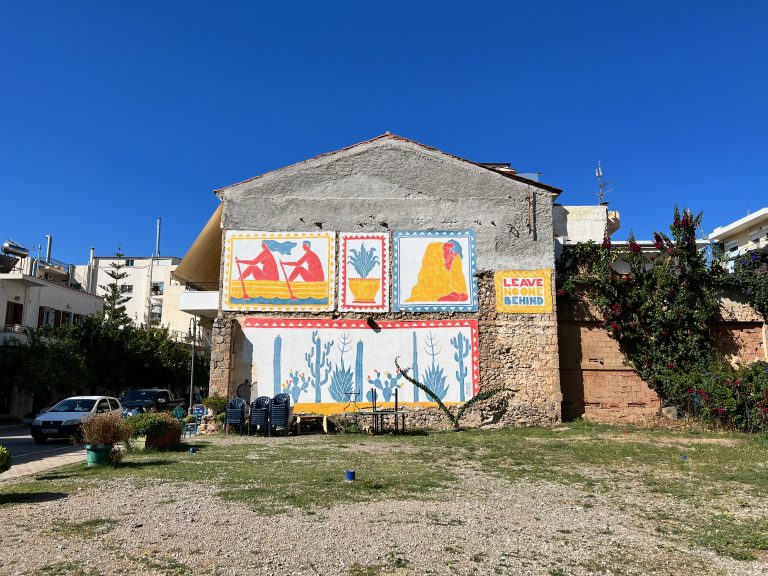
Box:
[189,317,196,415]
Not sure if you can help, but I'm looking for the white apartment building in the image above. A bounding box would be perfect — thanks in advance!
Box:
[709,208,768,268]
[74,255,199,341]
[1,243,104,420]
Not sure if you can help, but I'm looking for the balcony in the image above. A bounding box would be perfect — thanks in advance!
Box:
[0,272,47,287]
[179,283,219,319]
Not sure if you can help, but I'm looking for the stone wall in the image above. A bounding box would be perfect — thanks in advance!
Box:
[209,272,561,427]
[558,298,767,423]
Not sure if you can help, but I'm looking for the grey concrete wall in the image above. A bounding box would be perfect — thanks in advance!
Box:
[219,137,557,271]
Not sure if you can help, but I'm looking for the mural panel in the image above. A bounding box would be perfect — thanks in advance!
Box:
[223,231,335,311]
[338,232,389,312]
[495,269,553,313]
[393,230,478,312]
[240,318,480,413]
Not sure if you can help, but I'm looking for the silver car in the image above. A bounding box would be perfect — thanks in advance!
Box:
[30,396,122,444]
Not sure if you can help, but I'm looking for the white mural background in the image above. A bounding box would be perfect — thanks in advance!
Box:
[239,318,479,409]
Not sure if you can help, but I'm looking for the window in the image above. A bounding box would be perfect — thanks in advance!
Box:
[4,301,23,327]
[97,399,111,413]
[151,282,164,295]
[38,307,55,327]
[108,398,120,410]
[124,259,135,267]
[121,284,133,294]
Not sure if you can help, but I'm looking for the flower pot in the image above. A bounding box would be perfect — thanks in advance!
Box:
[348,278,380,303]
[144,428,182,450]
[85,444,112,467]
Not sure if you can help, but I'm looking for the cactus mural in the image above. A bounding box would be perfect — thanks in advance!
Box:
[240,318,478,409]
[305,330,334,403]
[423,332,449,400]
[283,370,310,402]
[451,332,470,402]
[412,331,420,402]
[355,340,364,400]
[329,333,354,402]
[366,369,403,402]
[273,335,282,396]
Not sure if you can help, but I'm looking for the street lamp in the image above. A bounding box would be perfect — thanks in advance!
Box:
[188,316,198,415]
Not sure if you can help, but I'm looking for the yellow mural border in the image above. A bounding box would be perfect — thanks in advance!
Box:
[223,231,335,312]
[495,269,553,314]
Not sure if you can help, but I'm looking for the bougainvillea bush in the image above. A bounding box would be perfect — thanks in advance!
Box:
[729,245,768,322]
[558,207,768,431]
[558,207,720,404]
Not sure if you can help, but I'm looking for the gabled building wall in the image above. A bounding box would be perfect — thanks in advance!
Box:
[209,136,564,426]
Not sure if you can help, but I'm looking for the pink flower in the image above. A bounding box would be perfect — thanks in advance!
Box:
[602,237,612,249]
[667,362,675,369]
[629,240,641,253]
[715,407,725,416]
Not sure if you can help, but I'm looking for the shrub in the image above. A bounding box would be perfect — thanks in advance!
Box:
[80,412,133,446]
[0,445,11,473]
[126,412,181,438]
[202,394,226,415]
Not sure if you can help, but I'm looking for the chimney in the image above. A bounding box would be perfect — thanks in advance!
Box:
[45,235,53,264]
[87,247,95,293]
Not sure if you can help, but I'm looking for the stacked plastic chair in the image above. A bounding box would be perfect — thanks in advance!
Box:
[225,398,247,435]
[269,393,291,436]
[248,396,271,436]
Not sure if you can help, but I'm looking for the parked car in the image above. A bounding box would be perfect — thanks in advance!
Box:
[120,389,184,416]
[30,396,123,444]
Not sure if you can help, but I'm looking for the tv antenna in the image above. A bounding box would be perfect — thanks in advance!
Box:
[596,161,613,204]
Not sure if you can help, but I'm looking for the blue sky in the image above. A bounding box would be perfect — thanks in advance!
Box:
[1,1,766,263]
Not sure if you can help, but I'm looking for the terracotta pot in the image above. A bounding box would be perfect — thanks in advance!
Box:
[348,278,380,303]
[144,428,182,450]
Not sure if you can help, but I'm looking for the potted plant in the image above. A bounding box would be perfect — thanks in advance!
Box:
[126,412,182,450]
[80,412,132,466]
[348,243,380,303]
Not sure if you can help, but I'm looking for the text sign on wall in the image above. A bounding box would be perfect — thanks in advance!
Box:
[495,269,553,314]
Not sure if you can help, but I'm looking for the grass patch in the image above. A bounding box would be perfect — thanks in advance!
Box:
[24,563,103,576]
[50,518,117,538]
[694,516,768,560]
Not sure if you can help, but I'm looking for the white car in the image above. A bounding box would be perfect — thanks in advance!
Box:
[30,396,123,444]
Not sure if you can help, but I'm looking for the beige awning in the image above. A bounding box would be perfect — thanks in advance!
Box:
[173,203,222,287]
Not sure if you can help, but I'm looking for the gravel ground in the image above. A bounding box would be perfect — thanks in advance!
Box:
[1,434,766,576]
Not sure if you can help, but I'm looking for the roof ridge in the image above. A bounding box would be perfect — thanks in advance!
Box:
[214,133,561,195]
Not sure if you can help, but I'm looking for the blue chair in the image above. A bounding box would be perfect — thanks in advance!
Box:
[225,398,247,435]
[269,393,291,436]
[184,404,206,437]
[249,396,271,436]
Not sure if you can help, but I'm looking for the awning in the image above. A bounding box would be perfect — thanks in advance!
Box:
[173,203,222,288]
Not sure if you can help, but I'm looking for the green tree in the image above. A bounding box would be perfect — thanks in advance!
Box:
[100,250,131,324]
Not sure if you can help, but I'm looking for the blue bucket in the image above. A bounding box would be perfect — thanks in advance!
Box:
[189,447,198,454]
[345,470,355,482]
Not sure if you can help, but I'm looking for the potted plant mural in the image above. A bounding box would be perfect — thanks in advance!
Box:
[348,243,380,303]
[80,412,132,466]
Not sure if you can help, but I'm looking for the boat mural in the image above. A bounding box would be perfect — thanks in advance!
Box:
[223,231,335,311]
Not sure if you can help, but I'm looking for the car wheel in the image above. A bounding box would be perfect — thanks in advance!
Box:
[32,435,47,444]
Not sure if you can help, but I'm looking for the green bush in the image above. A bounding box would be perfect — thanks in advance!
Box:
[126,412,181,438]
[0,445,11,473]
[202,394,227,415]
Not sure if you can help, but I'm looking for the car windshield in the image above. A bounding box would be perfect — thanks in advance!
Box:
[50,399,96,412]
[121,390,159,402]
